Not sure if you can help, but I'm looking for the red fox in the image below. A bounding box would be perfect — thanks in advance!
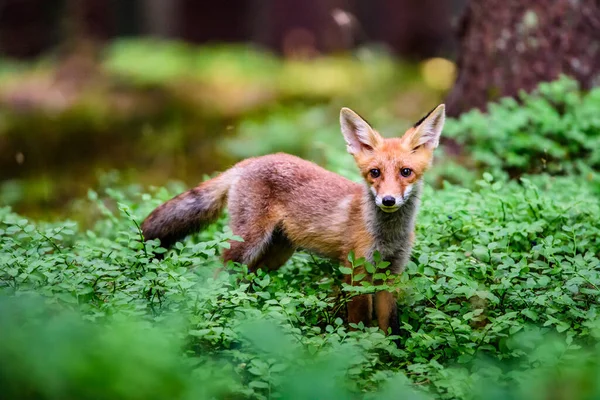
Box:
[141,104,445,341]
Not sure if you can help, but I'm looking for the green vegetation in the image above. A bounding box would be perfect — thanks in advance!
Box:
[2,76,600,399]
[442,76,600,185]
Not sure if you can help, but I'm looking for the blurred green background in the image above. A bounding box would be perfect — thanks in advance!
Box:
[0,1,459,220]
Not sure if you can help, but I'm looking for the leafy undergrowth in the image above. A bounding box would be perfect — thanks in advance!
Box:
[2,171,600,399]
[442,76,600,184]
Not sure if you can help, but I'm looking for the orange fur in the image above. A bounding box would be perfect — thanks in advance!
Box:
[141,105,446,346]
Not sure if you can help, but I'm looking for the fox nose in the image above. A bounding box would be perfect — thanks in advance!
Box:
[382,196,396,207]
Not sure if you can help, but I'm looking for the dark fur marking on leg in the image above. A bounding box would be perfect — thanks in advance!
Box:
[389,301,401,348]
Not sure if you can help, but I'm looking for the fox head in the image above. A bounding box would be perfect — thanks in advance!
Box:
[340,105,445,213]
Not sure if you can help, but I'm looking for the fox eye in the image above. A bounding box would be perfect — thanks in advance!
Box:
[369,168,381,178]
[400,168,412,177]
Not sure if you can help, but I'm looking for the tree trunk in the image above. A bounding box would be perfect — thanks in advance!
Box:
[179,0,251,44]
[360,0,457,59]
[0,0,59,58]
[252,0,348,56]
[445,0,600,117]
[142,0,179,38]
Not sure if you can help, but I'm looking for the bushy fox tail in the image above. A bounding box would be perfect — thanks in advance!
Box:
[141,169,236,249]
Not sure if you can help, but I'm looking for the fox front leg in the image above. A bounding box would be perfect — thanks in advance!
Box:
[344,262,373,328]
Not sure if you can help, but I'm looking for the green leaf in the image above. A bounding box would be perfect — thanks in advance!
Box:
[339,266,352,275]
[249,381,269,389]
[521,309,539,321]
[353,273,366,282]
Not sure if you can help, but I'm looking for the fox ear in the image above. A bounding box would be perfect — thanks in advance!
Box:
[409,104,445,150]
[340,107,383,155]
